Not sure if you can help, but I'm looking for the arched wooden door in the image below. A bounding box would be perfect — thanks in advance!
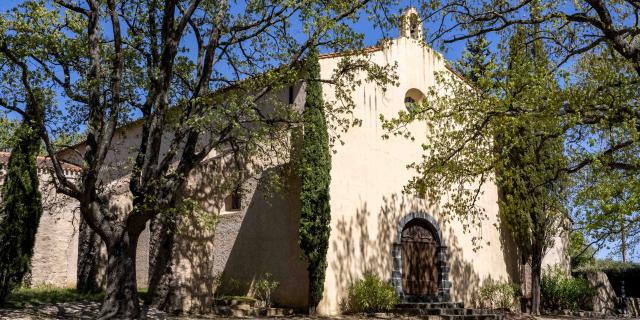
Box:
[401,219,439,296]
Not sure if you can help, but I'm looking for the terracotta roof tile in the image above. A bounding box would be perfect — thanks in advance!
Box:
[318,45,383,60]
[0,151,82,173]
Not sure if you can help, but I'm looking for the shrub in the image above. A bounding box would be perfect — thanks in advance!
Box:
[541,266,595,311]
[346,272,399,313]
[255,273,280,308]
[474,281,520,311]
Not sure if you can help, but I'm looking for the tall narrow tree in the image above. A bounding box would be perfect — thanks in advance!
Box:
[0,91,44,303]
[298,48,332,314]
[496,25,567,315]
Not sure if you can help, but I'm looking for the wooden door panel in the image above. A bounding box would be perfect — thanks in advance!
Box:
[401,220,438,296]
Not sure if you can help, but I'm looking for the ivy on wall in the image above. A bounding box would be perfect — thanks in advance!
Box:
[298,48,332,313]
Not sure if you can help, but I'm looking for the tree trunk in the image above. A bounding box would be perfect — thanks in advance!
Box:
[77,215,102,293]
[621,220,627,263]
[145,215,176,311]
[530,251,542,315]
[308,283,317,315]
[98,230,141,320]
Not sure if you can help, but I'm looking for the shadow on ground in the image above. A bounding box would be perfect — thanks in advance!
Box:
[0,302,168,319]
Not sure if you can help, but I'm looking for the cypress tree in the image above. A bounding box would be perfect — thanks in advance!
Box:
[496,25,567,315]
[298,48,332,314]
[456,34,492,84]
[0,98,44,304]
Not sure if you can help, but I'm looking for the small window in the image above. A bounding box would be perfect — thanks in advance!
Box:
[225,191,242,211]
[409,14,420,40]
[410,23,418,39]
[404,89,425,113]
[405,96,417,112]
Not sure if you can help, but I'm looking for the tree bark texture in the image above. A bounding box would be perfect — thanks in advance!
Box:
[77,215,103,293]
[145,216,177,312]
[98,229,142,319]
[531,250,543,315]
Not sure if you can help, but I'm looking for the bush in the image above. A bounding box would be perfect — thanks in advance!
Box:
[541,266,595,311]
[474,281,520,311]
[346,272,399,313]
[255,273,280,308]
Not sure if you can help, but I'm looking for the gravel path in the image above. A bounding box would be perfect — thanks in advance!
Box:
[0,303,629,320]
[0,302,168,319]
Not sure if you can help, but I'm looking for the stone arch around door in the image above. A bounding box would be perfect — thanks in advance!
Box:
[391,211,450,302]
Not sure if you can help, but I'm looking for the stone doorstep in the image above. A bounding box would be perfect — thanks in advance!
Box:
[396,308,502,316]
[213,305,294,317]
[438,315,504,320]
[429,308,498,316]
[546,309,617,318]
[262,307,295,317]
[214,298,257,307]
[396,302,465,309]
[394,302,504,320]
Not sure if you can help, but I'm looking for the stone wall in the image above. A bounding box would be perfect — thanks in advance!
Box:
[30,178,80,287]
[30,188,151,289]
[585,271,617,315]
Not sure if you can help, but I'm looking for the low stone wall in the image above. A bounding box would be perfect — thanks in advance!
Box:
[624,297,640,317]
[584,271,616,315]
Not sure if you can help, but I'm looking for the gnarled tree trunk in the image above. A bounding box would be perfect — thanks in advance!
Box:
[77,215,102,293]
[145,216,177,311]
[531,248,543,315]
[97,225,144,319]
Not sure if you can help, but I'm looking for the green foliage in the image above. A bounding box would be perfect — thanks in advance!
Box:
[0,115,18,151]
[568,231,596,270]
[254,273,280,308]
[39,132,84,156]
[345,272,399,313]
[298,48,332,310]
[574,259,640,273]
[573,166,640,262]
[540,267,595,311]
[566,49,640,263]
[455,34,494,84]
[5,285,105,308]
[496,26,568,261]
[474,281,521,311]
[0,121,43,304]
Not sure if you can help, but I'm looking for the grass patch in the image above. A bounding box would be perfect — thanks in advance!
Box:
[137,287,148,302]
[4,286,150,309]
[5,285,104,308]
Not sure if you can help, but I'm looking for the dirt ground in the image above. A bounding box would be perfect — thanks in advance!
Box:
[0,303,633,320]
